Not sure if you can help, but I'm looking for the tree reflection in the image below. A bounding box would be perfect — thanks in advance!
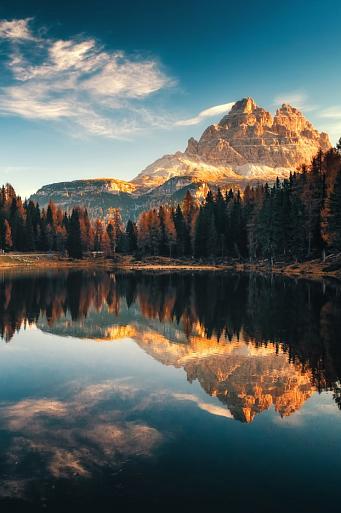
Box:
[1,270,341,413]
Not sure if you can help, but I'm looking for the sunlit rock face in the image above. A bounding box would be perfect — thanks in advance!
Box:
[133,97,331,188]
[135,331,315,423]
[30,98,331,219]
[38,309,316,423]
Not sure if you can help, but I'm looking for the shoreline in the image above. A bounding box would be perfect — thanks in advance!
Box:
[1,253,340,280]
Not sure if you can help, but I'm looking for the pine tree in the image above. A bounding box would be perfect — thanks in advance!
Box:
[158,206,168,256]
[328,168,341,250]
[230,190,245,257]
[182,191,196,255]
[2,219,12,252]
[67,208,83,258]
[256,184,274,261]
[224,189,234,256]
[215,188,226,257]
[194,207,206,257]
[38,209,49,251]
[163,207,176,257]
[25,213,35,251]
[125,220,137,253]
[174,204,186,256]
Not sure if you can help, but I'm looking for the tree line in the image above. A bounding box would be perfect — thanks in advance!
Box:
[1,142,341,260]
[0,184,129,258]
[135,143,341,261]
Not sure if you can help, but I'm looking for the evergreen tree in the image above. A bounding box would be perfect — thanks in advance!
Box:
[194,207,206,257]
[125,220,137,253]
[38,210,49,251]
[182,191,195,255]
[174,205,186,256]
[1,219,12,252]
[328,168,341,250]
[67,208,83,258]
[215,188,226,257]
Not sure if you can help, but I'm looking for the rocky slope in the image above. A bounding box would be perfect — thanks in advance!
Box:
[30,97,331,219]
[30,178,139,220]
[133,97,330,187]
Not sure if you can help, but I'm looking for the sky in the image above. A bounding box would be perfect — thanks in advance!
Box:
[0,0,340,197]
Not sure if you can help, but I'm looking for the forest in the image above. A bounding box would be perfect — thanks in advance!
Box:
[1,142,341,261]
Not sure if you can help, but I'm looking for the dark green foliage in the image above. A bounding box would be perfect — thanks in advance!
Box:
[125,220,138,253]
[67,209,83,258]
[173,205,186,256]
[328,168,341,250]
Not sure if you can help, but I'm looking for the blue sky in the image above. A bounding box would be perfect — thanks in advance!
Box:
[0,0,340,197]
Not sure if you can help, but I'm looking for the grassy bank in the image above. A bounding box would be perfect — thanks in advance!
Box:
[1,252,341,279]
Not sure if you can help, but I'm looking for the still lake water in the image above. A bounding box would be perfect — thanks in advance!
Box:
[0,270,341,512]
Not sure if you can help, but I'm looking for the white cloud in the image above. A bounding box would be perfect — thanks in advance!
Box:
[319,106,341,119]
[175,101,235,126]
[0,19,173,139]
[0,379,163,489]
[173,393,233,419]
[0,18,35,40]
[273,91,317,112]
[274,91,307,107]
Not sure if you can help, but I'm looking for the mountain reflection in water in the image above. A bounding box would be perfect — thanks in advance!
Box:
[1,270,341,423]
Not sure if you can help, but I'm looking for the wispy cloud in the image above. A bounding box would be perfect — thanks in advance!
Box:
[173,393,233,419]
[175,101,235,126]
[0,379,163,491]
[0,18,173,139]
[319,106,341,119]
[273,91,317,112]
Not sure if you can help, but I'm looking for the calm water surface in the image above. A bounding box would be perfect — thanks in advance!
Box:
[0,270,341,512]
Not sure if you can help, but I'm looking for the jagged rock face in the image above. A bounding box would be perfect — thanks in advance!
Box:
[193,98,331,168]
[39,308,316,424]
[133,97,331,187]
[137,333,315,423]
[30,97,331,219]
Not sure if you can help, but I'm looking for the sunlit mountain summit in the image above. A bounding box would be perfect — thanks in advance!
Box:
[30,98,331,220]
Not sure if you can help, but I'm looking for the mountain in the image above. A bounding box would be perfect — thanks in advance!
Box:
[133,97,330,187]
[37,307,315,424]
[30,97,331,219]
[30,178,139,220]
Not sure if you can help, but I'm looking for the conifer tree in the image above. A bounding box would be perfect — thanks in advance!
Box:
[67,208,83,258]
[2,219,12,252]
[328,168,341,250]
[174,205,186,256]
[125,220,138,253]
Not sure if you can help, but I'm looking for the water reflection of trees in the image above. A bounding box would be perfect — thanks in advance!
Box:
[1,271,341,400]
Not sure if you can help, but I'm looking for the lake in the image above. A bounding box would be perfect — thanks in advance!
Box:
[0,270,341,512]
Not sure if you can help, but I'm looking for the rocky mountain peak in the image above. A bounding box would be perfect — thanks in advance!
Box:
[218,97,273,130]
[31,97,332,219]
[231,96,257,113]
[181,98,331,171]
[133,97,331,190]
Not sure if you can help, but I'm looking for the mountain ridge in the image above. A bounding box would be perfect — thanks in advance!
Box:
[30,97,331,219]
